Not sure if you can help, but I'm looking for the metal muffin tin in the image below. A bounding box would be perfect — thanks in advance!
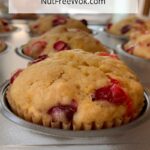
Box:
[1,19,150,148]
[0,26,20,37]
[15,46,33,61]
[0,42,9,56]
[101,26,128,40]
[0,80,150,138]
[116,44,150,87]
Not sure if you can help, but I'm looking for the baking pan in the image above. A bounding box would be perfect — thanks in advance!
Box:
[100,26,128,40]
[116,44,150,87]
[0,26,20,37]
[0,42,10,56]
[0,80,150,138]
[15,46,33,61]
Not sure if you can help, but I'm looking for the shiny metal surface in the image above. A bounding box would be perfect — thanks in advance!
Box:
[0,43,9,56]
[0,26,20,37]
[1,81,150,138]
[1,144,150,150]
[0,22,150,148]
[116,44,150,87]
[100,26,128,40]
[15,47,33,61]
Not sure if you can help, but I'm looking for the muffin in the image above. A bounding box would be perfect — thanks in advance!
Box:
[0,19,15,33]
[7,50,144,130]
[124,33,150,59]
[29,15,91,35]
[23,26,107,59]
[0,40,7,52]
[107,16,150,37]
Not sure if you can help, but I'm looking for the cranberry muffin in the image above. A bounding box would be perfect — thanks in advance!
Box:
[23,26,107,59]
[124,33,150,59]
[29,15,91,35]
[0,19,15,33]
[7,50,144,130]
[0,40,7,52]
[107,16,150,37]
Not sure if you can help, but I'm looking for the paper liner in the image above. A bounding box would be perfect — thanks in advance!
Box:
[6,87,144,130]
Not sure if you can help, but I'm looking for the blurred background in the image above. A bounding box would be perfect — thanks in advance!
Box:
[0,0,149,23]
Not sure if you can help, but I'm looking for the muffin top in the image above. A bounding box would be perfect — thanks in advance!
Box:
[23,26,107,58]
[0,19,14,33]
[29,15,91,35]
[107,16,150,37]
[7,50,144,130]
[124,33,150,59]
[0,40,7,52]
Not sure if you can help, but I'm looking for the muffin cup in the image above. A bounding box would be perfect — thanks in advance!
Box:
[0,26,20,37]
[101,26,128,40]
[15,46,33,61]
[0,42,9,56]
[116,44,150,87]
[0,80,149,138]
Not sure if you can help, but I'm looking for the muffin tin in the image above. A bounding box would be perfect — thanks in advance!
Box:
[116,44,150,87]
[0,19,150,147]
[0,42,9,55]
[0,26,20,37]
[101,26,128,40]
[15,46,33,60]
[1,80,150,138]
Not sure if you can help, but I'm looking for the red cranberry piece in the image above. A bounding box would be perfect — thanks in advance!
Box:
[135,19,144,24]
[25,41,47,56]
[1,20,8,26]
[92,85,112,101]
[53,41,70,52]
[23,47,31,56]
[52,16,67,27]
[4,27,10,32]
[23,41,47,56]
[98,52,119,59]
[30,55,48,64]
[125,46,134,54]
[107,23,113,29]
[147,43,150,47]
[10,69,23,84]
[121,25,131,34]
[110,84,127,104]
[92,77,133,116]
[48,100,77,122]
[33,24,39,29]
[80,19,88,26]
[32,41,47,49]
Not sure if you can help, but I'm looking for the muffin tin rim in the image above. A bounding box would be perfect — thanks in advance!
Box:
[0,25,20,37]
[101,26,128,40]
[116,43,150,63]
[15,46,33,61]
[0,42,10,56]
[0,80,150,138]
